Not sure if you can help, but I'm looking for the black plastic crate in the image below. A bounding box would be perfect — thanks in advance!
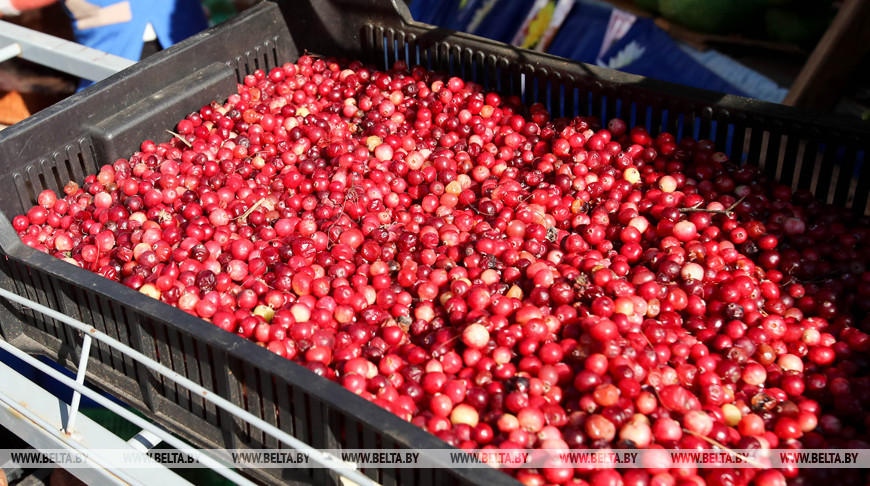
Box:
[0,1,868,485]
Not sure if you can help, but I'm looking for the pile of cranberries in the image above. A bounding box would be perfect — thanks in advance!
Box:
[12,55,870,486]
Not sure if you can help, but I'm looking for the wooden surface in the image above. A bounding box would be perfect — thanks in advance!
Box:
[783,0,870,110]
[595,0,805,54]
[0,3,77,126]
[0,91,31,125]
[653,18,806,55]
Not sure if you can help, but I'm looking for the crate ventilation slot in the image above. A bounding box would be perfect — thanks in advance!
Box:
[11,138,97,213]
[362,24,644,120]
[228,36,281,82]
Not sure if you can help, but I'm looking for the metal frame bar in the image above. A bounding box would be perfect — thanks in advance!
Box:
[0,20,134,81]
[0,42,22,63]
[0,357,195,486]
[65,334,92,434]
[0,286,377,486]
[0,340,256,486]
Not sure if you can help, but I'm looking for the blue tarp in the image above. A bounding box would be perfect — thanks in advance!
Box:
[408,0,786,103]
[409,0,537,44]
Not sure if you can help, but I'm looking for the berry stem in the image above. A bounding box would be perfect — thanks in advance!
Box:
[165,129,192,148]
[678,195,746,216]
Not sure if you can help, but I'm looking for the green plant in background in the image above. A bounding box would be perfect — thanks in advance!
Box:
[764,3,834,48]
[649,0,834,45]
[658,0,766,34]
[633,0,659,13]
[202,0,239,26]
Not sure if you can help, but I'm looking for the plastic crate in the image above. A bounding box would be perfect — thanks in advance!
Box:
[0,1,868,485]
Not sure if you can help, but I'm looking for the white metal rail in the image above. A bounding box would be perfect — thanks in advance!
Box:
[0,287,377,486]
[0,356,198,486]
[0,20,134,81]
